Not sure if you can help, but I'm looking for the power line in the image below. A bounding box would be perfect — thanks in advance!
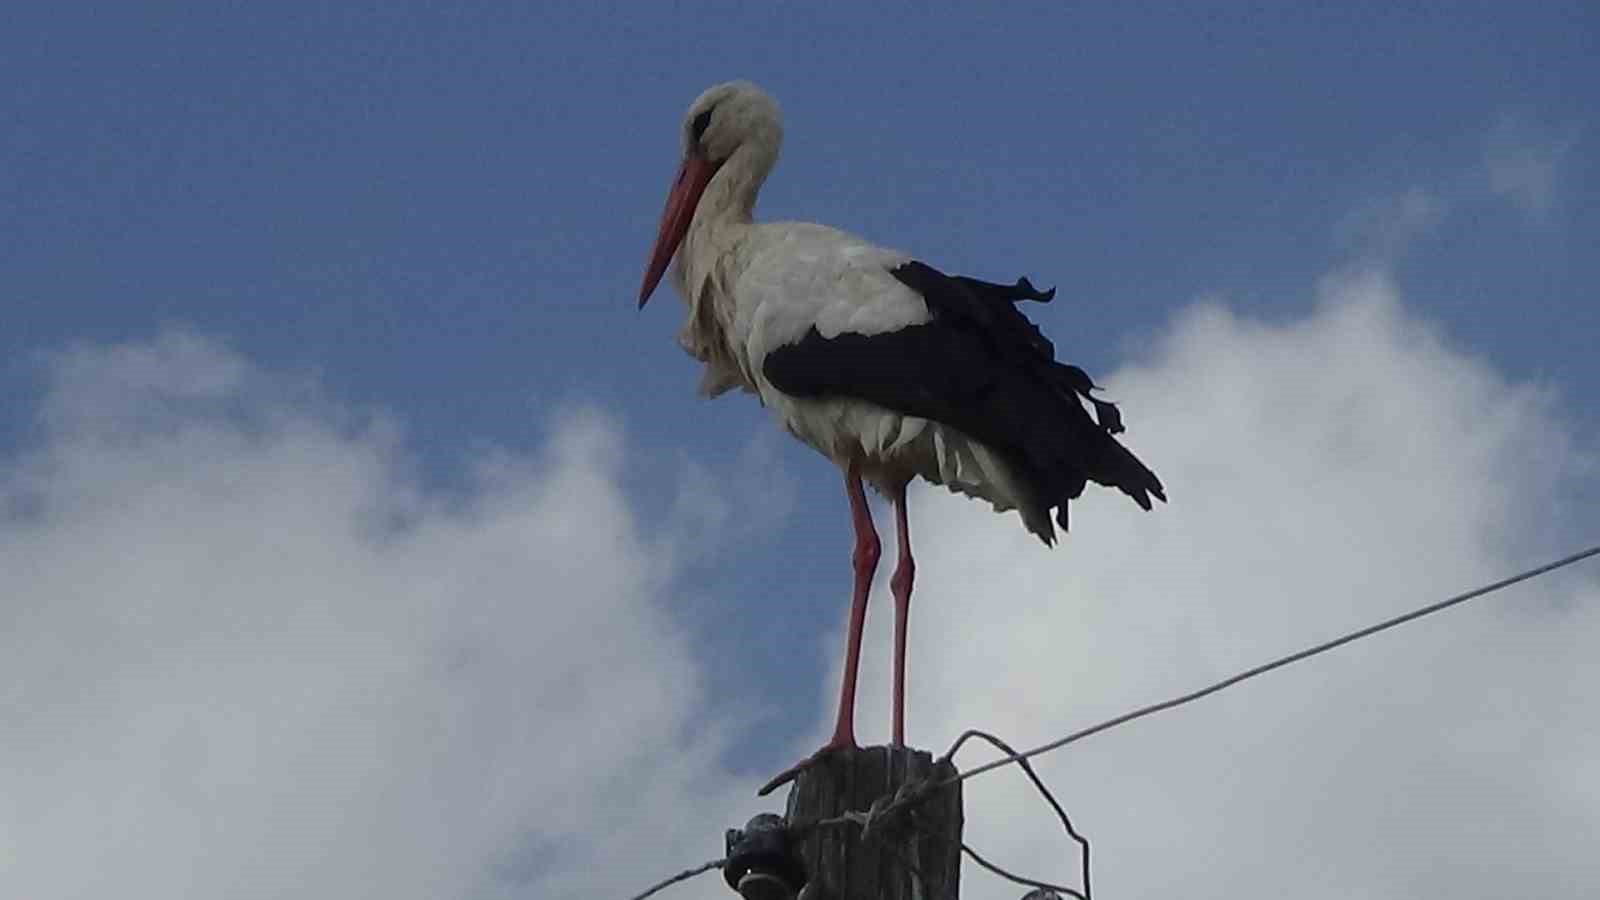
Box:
[628,542,1600,899]
[798,544,1600,841]
[947,542,1600,788]
[947,729,1091,899]
[627,858,723,900]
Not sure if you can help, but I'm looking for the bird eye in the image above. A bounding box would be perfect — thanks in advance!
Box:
[691,109,713,143]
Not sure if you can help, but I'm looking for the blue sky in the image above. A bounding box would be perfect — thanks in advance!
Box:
[4,4,1598,899]
[7,3,1595,440]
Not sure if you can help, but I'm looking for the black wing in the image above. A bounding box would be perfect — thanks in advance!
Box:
[762,260,1164,534]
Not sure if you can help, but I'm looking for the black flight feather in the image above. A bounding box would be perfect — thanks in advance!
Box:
[762,260,1164,539]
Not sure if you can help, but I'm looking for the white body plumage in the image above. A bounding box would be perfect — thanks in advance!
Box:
[679,218,1046,536]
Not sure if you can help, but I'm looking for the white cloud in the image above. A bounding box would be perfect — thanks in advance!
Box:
[1331,117,1579,257]
[9,263,1598,900]
[0,329,765,900]
[816,267,1600,898]
[1334,187,1446,259]
[1483,116,1579,222]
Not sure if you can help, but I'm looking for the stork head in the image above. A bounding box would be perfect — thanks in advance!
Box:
[638,81,782,308]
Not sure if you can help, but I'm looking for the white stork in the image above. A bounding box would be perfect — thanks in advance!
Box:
[638,81,1165,789]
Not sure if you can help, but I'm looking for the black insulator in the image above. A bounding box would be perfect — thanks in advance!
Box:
[724,813,806,900]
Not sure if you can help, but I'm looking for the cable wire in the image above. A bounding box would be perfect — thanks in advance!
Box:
[626,858,724,900]
[951,543,1600,787]
[802,543,1600,838]
[946,729,1090,899]
[626,542,1600,899]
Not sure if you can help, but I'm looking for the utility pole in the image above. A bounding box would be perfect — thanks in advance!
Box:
[781,745,963,900]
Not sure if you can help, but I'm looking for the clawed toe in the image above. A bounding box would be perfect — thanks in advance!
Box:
[757,741,855,796]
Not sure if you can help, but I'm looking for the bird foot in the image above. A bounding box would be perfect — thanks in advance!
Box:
[757,738,856,796]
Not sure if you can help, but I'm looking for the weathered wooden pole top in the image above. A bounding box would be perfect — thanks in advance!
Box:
[781,745,963,900]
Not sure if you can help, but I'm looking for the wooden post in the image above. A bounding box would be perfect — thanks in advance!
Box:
[784,745,963,900]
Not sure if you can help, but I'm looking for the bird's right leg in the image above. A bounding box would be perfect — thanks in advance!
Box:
[759,460,879,796]
[829,460,879,749]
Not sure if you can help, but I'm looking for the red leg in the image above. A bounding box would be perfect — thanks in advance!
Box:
[759,461,880,795]
[829,461,879,748]
[889,480,914,747]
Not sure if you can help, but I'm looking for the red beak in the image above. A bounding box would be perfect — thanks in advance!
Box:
[638,154,718,308]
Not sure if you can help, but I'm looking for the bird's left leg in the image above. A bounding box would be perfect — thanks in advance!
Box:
[759,461,880,796]
[889,479,914,747]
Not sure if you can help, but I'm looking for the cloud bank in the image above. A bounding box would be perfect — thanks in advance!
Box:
[1,331,760,900]
[5,259,1596,900]
[839,266,1599,898]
